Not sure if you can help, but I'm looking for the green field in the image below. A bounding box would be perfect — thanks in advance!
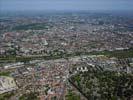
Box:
[12,23,52,30]
[0,71,11,76]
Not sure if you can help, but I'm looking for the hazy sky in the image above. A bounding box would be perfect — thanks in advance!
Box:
[0,0,133,12]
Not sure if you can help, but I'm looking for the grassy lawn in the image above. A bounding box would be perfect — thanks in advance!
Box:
[12,23,52,30]
[0,71,11,76]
